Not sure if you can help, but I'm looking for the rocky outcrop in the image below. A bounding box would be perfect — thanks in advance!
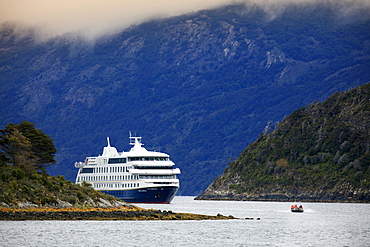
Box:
[196,187,370,202]
[9,198,127,208]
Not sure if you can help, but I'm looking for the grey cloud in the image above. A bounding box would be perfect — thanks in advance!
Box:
[0,0,369,41]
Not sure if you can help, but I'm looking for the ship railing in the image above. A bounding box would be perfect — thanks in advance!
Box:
[129,168,181,175]
[140,177,180,182]
[75,157,97,168]
[86,157,98,165]
[129,160,175,166]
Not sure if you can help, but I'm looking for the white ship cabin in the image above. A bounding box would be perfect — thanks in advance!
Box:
[75,137,180,189]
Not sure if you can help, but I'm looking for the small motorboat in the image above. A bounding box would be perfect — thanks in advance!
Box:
[291,204,304,213]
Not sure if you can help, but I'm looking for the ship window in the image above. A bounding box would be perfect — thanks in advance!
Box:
[108,158,127,164]
[138,166,172,169]
[139,175,173,179]
[128,157,169,161]
[81,168,94,173]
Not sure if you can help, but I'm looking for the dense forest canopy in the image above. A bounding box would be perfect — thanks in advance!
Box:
[197,83,370,202]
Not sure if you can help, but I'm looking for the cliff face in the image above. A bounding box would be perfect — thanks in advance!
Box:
[1,4,370,195]
[196,83,370,202]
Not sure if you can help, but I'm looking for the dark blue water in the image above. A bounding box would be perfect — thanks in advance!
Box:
[1,197,369,246]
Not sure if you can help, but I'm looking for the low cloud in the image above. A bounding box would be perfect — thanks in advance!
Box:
[1,0,369,41]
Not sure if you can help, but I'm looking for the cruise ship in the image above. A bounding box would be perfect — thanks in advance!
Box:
[75,135,180,203]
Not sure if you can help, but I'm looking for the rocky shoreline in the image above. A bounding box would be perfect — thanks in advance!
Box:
[0,207,236,221]
[195,193,370,203]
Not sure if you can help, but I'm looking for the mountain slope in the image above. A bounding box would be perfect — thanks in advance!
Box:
[1,3,370,195]
[196,83,370,202]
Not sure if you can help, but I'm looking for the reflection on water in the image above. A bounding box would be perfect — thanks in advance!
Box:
[1,196,369,246]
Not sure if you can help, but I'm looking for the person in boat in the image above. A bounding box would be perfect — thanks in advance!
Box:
[299,205,303,209]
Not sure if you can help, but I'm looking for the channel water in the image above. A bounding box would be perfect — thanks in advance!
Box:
[1,196,369,246]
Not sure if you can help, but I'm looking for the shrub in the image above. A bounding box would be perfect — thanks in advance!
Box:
[9,180,18,191]
[12,168,26,179]
[22,185,30,193]
[29,173,38,180]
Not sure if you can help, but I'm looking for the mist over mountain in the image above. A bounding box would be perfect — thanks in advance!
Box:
[1,3,369,195]
[1,0,369,41]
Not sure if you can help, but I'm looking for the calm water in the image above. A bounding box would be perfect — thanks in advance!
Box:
[1,196,369,246]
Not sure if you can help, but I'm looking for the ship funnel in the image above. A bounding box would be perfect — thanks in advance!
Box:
[102,137,119,157]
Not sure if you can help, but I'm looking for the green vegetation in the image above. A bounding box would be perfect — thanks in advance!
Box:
[0,121,56,170]
[0,163,119,207]
[0,121,122,207]
[199,83,370,202]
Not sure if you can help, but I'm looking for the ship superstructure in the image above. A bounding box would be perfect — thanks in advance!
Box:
[75,135,180,203]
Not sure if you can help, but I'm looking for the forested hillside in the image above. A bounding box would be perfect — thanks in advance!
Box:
[1,3,370,195]
[0,121,125,207]
[196,83,370,202]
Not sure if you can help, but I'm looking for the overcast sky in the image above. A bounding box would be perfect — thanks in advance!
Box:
[1,0,369,41]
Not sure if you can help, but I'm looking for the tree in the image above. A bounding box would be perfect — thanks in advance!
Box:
[0,121,56,170]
